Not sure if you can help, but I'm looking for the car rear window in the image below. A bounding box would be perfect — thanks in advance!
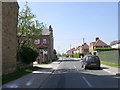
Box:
[88,56,100,62]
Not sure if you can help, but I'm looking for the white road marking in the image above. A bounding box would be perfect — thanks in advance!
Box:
[26,78,34,86]
[74,66,76,69]
[32,71,51,74]
[82,76,92,88]
[4,84,19,88]
[103,69,115,75]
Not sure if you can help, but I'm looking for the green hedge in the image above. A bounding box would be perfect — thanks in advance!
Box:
[18,46,38,64]
[74,53,80,58]
[94,48,117,51]
[97,50,119,65]
[73,52,90,58]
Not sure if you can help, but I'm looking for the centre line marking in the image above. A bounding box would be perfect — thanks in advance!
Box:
[82,76,92,88]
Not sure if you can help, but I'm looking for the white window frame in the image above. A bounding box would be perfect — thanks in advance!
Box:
[43,39,47,44]
[34,39,40,44]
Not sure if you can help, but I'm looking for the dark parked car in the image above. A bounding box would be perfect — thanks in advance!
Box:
[81,55,101,70]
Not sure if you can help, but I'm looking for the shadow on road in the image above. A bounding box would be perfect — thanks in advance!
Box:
[58,59,80,62]
[100,67,109,70]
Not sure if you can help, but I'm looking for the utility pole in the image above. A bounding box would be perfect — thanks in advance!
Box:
[70,44,71,50]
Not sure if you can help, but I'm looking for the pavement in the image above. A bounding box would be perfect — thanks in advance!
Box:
[101,64,120,76]
[2,60,61,89]
[1,58,119,89]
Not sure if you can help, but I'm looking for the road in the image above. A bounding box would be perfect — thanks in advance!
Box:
[39,58,119,88]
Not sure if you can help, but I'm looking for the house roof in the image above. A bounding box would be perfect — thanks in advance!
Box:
[94,39,109,47]
[90,42,96,45]
[110,40,120,45]
[76,46,80,50]
[81,43,89,49]
[71,48,75,51]
[42,29,50,35]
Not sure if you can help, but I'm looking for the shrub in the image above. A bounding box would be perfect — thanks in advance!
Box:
[74,53,80,58]
[18,46,38,64]
[94,48,114,51]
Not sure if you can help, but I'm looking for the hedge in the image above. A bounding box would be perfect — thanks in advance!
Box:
[94,48,115,51]
[18,46,38,64]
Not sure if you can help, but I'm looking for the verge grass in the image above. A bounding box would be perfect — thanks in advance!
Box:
[2,66,40,84]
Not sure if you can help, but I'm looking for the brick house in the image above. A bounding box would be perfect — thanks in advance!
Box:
[89,37,110,54]
[34,25,54,64]
[80,43,89,53]
[66,47,75,55]
[74,46,80,54]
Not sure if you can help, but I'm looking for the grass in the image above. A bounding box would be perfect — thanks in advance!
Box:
[101,61,120,68]
[2,66,40,85]
[42,60,51,64]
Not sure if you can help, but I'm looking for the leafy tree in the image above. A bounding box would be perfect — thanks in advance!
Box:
[17,2,46,65]
[18,2,46,48]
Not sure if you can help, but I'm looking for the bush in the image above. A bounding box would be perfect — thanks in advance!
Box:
[94,48,114,51]
[18,46,38,64]
[74,53,80,58]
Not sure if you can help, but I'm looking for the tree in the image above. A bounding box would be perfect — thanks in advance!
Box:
[17,2,46,65]
[18,2,46,48]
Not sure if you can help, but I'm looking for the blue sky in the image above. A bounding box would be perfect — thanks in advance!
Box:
[18,2,118,54]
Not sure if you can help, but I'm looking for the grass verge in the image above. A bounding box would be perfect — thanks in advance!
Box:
[42,60,52,64]
[2,66,40,85]
[101,61,120,68]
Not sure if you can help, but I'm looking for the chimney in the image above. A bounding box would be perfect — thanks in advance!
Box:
[96,37,99,41]
[49,25,53,36]
[84,43,86,45]
[49,25,53,31]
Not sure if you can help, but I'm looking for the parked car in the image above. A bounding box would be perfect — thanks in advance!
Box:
[81,55,101,70]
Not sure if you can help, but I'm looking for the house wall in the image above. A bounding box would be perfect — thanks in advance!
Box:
[89,43,94,53]
[39,35,49,47]
[34,33,54,63]
[2,2,19,75]
[111,44,120,49]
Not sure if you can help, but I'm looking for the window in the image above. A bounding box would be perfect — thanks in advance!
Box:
[34,39,40,44]
[43,39,47,44]
[96,46,102,48]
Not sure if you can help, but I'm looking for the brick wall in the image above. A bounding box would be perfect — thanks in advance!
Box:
[1,2,19,75]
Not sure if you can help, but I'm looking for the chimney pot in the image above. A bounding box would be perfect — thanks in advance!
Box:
[96,37,99,41]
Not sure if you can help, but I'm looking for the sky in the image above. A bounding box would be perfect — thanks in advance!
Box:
[18,1,118,54]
